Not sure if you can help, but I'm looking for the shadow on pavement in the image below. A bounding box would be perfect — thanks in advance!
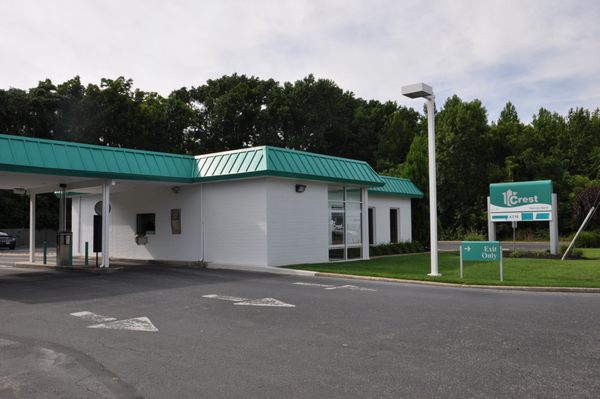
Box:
[0,266,279,305]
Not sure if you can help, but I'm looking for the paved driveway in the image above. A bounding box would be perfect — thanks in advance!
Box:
[0,264,599,398]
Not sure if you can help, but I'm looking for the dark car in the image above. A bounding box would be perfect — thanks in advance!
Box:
[0,232,16,249]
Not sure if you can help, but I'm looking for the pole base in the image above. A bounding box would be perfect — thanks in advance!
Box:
[427,273,442,277]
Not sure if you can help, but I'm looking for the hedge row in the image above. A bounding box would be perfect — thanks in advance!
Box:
[567,231,600,248]
[369,241,425,257]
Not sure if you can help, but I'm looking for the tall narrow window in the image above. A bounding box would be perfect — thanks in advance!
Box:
[390,209,398,243]
[368,208,375,245]
[328,186,362,260]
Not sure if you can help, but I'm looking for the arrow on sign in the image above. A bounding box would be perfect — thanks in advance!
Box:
[88,317,159,332]
[464,245,472,252]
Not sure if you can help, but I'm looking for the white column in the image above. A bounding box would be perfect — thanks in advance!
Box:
[362,187,369,260]
[426,97,440,276]
[487,196,496,241]
[550,193,559,255]
[102,181,110,268]
[29,194,36,263]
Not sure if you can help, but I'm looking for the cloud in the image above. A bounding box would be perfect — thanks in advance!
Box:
[0,0,598,122]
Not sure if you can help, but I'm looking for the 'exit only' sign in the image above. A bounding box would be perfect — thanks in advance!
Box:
[460,241,503,281]
[461,241,500,261]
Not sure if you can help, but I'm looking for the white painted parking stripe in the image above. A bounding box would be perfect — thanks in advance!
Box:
[88,317,158,332]
[70,311,117,323]
[234,298,295,307]
[293,282,334,288]
[202,294,248,302]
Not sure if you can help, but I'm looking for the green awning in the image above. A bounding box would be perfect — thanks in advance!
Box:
[194,146,384,186]
[369,176,424,198]
[0,134,194,183]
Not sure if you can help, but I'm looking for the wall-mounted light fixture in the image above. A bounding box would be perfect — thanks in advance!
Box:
[295,184,307,193]
[12,188,26,195]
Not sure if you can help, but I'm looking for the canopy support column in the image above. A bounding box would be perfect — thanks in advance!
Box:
[29,194,36,263]
[101,181,110,268]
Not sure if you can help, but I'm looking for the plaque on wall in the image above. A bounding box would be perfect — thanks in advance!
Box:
[171,209,181,234]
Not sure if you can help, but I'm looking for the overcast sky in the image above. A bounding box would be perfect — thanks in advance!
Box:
[1,0,598,122]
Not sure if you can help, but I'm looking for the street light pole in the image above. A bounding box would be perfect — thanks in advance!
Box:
[402,83,440,276]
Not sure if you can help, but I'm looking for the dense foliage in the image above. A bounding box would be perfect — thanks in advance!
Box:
[1,75,599,239]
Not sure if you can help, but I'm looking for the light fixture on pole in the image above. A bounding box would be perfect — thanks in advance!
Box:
[401,83,441,276]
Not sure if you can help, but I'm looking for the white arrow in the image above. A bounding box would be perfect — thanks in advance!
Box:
[293,282,334,288]
[324,285,376,292]
[464,245,472,252]
[202,294,249,302]
[70,311,116,323]
[233,298,296,307]
[88,317,158,332]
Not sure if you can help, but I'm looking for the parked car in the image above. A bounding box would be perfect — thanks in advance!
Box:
[0,232,16,249]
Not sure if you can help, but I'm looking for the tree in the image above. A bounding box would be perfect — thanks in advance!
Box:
[435,95,491,236]
[375,106,421,170]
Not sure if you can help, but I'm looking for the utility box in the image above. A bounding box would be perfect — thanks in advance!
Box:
[56,231,73,266]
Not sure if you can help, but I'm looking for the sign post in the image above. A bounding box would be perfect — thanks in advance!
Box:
[460,241,503,281]
[488,180,558,255]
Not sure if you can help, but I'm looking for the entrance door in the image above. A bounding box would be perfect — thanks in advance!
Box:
[368,208,375,245]
[390,209,398,243]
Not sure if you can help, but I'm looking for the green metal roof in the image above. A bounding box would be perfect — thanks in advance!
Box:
[368,176,424,198]
[0,134,402,188]
[0,134,195,183]
[194,146,385,186]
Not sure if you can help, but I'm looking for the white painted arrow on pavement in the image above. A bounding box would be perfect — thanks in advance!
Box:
[70,311,116,323]
[88,317,159,332]
[202,294,248,302]
[203,294,295,307]
[234,298,296,307]
[324,285,376,292]
[293,282,334,288]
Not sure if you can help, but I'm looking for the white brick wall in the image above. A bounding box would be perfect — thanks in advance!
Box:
[203,179,268,266]
[368,195,413,244]
[266,178,329,266]
[71,179,417,267]
[73,185,203,262]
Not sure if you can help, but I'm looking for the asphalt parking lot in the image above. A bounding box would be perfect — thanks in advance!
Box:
[1,262,599,398]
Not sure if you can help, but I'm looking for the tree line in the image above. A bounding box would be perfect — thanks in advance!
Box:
[1,74,599,242]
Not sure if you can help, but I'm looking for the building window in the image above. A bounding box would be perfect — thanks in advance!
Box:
[137,213,156,235]
[328,186,362,260]
[368,208,375,245]
[390,209,398,243]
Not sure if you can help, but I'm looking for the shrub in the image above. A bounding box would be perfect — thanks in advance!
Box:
[369,241,425,257]
[568,231,600,248]
[463,230,485,241]
[560,244,584,259]
[509,250,523,258]
[571,248,584,259]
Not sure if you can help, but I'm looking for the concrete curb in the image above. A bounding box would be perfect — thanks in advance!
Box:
[312,272,600,293]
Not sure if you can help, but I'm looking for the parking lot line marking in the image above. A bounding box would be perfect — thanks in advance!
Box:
[293,282,334,288]
[70,311,117,323]
[324,285,376,292]
[88,317,158,332]
[202,294,248,302]
[234,298,295,307]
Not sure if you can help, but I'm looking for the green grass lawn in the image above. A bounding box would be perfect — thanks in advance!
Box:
[287,249,600,288]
